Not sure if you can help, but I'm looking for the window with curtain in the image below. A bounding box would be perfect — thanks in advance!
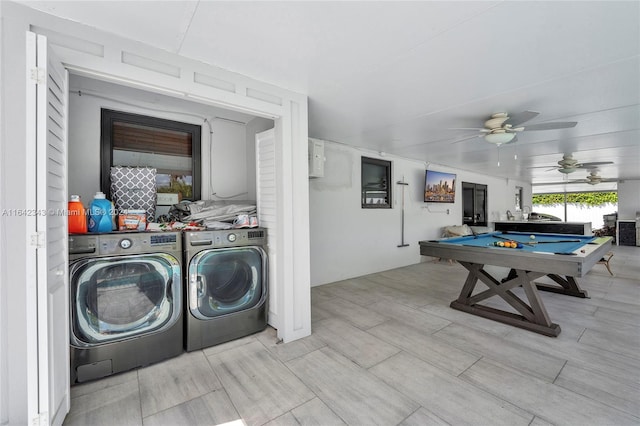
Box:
[101,109,201,201]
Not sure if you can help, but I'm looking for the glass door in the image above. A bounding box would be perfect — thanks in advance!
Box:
[188,247,267,319]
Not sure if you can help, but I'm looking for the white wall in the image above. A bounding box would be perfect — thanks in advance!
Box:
[68,76,258,208]
[309,139,531,286]
[617,179,640,219]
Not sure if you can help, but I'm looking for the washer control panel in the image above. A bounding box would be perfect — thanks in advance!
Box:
[186,228,266,248]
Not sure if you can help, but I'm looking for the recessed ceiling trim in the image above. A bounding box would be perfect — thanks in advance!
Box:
[121,51,181,78]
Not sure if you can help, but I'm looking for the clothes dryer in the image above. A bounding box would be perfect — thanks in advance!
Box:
[183,228,268,351]
[68,232,183,383]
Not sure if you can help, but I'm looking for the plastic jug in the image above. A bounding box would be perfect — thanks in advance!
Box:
[88,192,113,233]
[68,195,87,234]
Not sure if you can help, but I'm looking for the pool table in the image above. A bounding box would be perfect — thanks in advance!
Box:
[419,231,613,336]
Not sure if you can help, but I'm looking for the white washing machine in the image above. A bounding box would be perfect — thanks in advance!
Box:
[183,228,268,351]
[68,232,183,383]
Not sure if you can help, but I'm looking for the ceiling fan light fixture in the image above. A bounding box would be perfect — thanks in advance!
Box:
[484,132,515,145]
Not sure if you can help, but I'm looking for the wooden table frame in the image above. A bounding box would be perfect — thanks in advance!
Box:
[419,235,612,336]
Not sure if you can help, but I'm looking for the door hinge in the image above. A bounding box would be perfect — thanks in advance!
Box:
[30,67,45,84]
[30,232,46,248]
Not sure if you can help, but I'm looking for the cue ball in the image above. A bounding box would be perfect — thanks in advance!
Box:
[530,235,536,240]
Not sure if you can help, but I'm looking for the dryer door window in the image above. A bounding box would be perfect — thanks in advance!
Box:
[70,253,181,346]
[189,247,266,319]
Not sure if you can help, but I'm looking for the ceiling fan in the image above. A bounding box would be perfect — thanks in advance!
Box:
[569,170,617,185]
[531,154,614,174]
[452,111,578,146]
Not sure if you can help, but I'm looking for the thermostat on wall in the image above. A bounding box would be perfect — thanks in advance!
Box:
[308,139,325,178]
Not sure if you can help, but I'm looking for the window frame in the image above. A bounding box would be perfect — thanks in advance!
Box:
[100,108,202,201]
[361,156,392,209]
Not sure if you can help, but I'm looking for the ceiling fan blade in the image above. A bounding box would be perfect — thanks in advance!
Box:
[577,161,614,168]
[522,121,578,131]
[448,127,485,131]
[527,165,557,169]
[451,134,482,144]
[504,111,539,126]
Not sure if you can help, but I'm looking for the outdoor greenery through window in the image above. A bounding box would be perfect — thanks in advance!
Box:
[532,192,618,206]
[532,191,618,230]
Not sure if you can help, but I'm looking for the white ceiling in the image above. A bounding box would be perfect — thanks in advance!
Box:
[17,1,640,193]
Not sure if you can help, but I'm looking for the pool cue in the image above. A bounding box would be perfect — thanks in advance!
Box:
[497,233,580,245]
[527,240,581,244]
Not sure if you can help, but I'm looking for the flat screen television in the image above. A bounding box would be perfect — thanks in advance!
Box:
[424,170,456,203]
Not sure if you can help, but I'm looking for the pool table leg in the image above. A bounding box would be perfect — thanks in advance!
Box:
[451,262,561,337]
[504,269,589,298]
[536,275,589,298]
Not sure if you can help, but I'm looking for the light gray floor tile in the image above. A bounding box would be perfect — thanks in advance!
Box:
[593,296,640,316]
[315,297,387,329]
[310,285,337,304]
[433,323,566,382]
[529,416,555,426]
[202,328,268,357]
[603,278,640,305]
[142,389,240,426]
[367,320,479,376]
[313,317,400,368]
[257,325,326,362]
[138,350,222,417]
[64,380,141,426]
[505,326,640,386]
[321,279,387,306]
[264,412,301,426]
[207,340,315,426]
[399,407,450,426]
[70,370,138,399]
[370,351,533,425]
[461,357,639,425]
[420,303,515,337]
[287,347,419,426]
[367,300,451,333]
[311,303,333,323]
[579,327,640,360]
[290,397,346,426]
[594,306,640,327]
[555,362,640,417]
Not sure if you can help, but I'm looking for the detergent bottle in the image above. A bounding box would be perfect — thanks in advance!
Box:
[68,195,87,234]
[88,191,113,233]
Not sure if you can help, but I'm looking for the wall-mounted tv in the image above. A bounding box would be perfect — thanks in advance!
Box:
[424,170,456,203]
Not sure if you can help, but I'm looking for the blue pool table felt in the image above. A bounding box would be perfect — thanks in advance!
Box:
[438,231,597,255]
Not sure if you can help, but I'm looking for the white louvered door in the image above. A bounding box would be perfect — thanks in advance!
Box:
[33,32,70,426]
[255,128,280,330]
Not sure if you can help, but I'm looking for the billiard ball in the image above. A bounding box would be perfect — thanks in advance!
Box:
[497,241,504,247]
[530,235,536,240]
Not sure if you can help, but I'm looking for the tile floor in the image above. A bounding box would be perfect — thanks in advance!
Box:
[64,245,640,426]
